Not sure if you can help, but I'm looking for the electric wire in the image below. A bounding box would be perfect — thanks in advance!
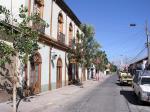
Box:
[129,47,146,64]
[107,28,144,49]
[128,47,146,64]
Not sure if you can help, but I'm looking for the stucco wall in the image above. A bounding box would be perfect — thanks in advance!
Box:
[0,0,26,14]
[52,1,81,44]
[43,0,51,36]
[38,43,50,92]
[0,0,84,92]
[0,0,26,24]
[51,48,66,89]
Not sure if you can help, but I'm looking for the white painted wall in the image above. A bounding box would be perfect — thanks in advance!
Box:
[0,0,26,24]
[38,43,50,86]
[79,65,82,80]
[43,0,52,36]
[0,0,85,91]
[51,1,81,44]
[0,0,26,15]
[51,48,66,88]
[51,2,60,40]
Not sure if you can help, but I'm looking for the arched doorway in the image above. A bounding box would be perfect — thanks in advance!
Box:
[56,58,62,88]
[30,52,42,94]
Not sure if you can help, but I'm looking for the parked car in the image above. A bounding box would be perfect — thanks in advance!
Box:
[132,70,150,104]
[118,71,133,85]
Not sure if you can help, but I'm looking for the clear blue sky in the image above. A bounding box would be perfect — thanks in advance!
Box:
[65,0,150,64]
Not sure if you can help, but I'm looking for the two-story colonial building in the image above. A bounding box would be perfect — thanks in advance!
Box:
[0,0,88,94]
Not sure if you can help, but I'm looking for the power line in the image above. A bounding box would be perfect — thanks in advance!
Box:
[128,47,146,64]
[122,36,145,54]
[106,28,144,52]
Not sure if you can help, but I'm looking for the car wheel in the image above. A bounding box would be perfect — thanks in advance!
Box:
[133,91,136,96]
[120,81,123,86]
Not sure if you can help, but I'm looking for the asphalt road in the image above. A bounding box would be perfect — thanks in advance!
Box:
[63,74,150,112]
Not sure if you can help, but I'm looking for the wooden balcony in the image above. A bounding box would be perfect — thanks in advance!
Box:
[57,32,65,44]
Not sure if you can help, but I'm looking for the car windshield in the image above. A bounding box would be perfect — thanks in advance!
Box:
[141,78,150,85]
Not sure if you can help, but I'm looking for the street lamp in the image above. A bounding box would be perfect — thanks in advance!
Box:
[129,24,136,27]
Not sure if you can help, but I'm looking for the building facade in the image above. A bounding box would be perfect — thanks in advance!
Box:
[0,0,87,93]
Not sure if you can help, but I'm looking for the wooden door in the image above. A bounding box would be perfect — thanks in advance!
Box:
[56,58,62,88]
[34,63,41,94]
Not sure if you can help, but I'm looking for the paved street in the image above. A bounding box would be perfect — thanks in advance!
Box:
[0,75,108,112]
[62,74,150,112]
[1,74,150,112]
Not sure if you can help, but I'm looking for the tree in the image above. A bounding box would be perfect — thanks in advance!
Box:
[69,24,109,80]
[93,51,108,72]
[0,4,48,112]
[110,63,117,72]
[72,24,101,80]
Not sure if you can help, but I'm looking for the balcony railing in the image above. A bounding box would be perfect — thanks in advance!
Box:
[69,38,76,48]
[69,39,73,48]
[57,32,65,44]
[37,25,45,34]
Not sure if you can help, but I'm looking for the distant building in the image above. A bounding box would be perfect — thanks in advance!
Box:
[128,57,148,75]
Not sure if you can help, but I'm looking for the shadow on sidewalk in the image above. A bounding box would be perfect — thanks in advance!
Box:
[0,90,11,103]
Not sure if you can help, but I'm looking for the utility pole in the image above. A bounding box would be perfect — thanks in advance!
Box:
[120,55,123,70]
[146,21,150,65]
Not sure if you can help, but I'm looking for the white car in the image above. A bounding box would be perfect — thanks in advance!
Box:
[132,70,150,104]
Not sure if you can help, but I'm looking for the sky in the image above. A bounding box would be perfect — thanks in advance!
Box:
[65,0,150,65]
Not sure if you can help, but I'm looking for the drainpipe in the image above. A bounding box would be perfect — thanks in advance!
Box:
[49,47,52,90]
[65,52,66,85]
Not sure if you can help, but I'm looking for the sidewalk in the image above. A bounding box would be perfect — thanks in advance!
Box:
[0,75,109,112]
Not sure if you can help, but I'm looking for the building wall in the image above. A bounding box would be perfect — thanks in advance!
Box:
[0,0,26,24]
[78,65,82,80]
[50,48,66,89]
[0,0,82,42]
[43,0,52,36]
[0,0,26,14]
[0,0,86,93]
[38,43,50,92]
[51,1,82,45]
